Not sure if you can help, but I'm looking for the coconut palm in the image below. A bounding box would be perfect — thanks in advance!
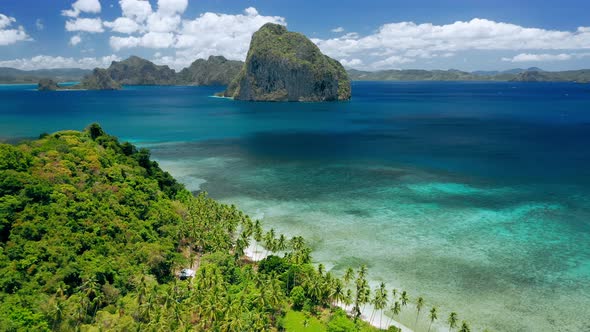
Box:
[415,296,424,328]
[375,282,388,326]
[387,301,401,328]
[253,220,263,257]
[459,321,471,332]
[400,290,408,306]
[428,306,438,332]
[448,312,459,332]
[344,267,354,287]
[276,234,288,252]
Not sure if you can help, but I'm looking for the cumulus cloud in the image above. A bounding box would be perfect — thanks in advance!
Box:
[66,18,104,33]
[340,58,363,68]
[502,52,590,62]
[62,0,102,18]
[70,35,82,46]
[331,27,344,33]
[0,55,121,70]
[147,12,182,32]
[156,0,188,16]
[0,14,30,46]
[120,0,153,22]
[104,17,141,34]
[107,6,286,69]
[313,18,590,69]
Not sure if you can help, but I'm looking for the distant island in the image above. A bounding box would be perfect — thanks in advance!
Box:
[347,67,590,83]
[31,55,243,91]
[0,67,91,84]
[222,23,351,102]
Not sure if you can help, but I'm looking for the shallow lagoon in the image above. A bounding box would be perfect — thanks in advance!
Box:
[2,81,590,331]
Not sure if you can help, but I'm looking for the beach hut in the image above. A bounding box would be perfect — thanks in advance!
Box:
[179,268,195,280]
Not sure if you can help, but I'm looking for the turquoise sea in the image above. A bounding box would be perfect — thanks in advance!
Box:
[1,82,589,331]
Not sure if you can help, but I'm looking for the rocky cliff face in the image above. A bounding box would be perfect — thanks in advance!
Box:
[107,56,177,85]
[223,23,351,102]
[77,69,121,90]
[177,56,243,86]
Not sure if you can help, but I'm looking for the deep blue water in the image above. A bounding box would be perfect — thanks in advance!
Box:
[2,82,590,331]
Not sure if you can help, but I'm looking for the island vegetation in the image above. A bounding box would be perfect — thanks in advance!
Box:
[35,55,244,91]
[0,125,483,331]
[223,23,351,101]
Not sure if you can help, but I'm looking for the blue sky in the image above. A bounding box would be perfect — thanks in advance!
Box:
[1,0,589,71]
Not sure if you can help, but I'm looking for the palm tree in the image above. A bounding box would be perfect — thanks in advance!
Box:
[375,282,388,326]
[387,301,401,328]
[253,220,263,257]
[448,312,458,332]
[353,267,369,321]
[415,296,424,328]
[459,321,471,332]
[344,267,354,287]
[400,290,409,307]
[277,234,288,252]
[428,307,438,332]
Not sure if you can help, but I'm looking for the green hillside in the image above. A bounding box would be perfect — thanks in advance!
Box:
[0,125,388,331]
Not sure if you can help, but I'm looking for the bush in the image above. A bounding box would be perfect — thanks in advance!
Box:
[327,309,356,332]
[289,286,306,310]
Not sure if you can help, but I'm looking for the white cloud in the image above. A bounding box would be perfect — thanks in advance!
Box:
[104,17,141,34]
[340,58,363,68]
[173,8,286,61]
[502,52,590,62]
[147,12,181,32]
[109,36,140,50]
[331,27,344,33]
[244,7,258,16]
[0,14,30,46]
[0,55,121,70]
[110,32,175,50]
[313,18,590,69]
[107,6,286,70]
[66,18,104,33]
[156,0,188,16]
[120,0,153,22]
[141,31,175,48]
[373,55,415,69]
[36,19,44,31]
[70,35,82,46]
[62,0,102,18]
[0,14,14,29]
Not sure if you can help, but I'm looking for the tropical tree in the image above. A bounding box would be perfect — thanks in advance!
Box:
[374,282,388,326]
[387,301,401,328]
[353,265,369,320]
[415,296,424,328]
[344,267,354,288]
[459,321,471,332]
[428,306,438,332]
[448,312,459,332]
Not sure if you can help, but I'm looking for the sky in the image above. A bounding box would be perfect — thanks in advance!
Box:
[0,0,589,72]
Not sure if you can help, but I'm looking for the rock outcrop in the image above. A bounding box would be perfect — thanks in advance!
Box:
[107,56,177,85]
[177,56,243,86]
[37,78,60,91]
[76,69,121,90]
[223,23,351,101]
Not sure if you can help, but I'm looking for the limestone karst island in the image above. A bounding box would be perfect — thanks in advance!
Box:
[2,1,590,332]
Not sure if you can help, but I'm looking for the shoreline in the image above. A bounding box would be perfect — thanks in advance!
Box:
[243,242,415,332]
